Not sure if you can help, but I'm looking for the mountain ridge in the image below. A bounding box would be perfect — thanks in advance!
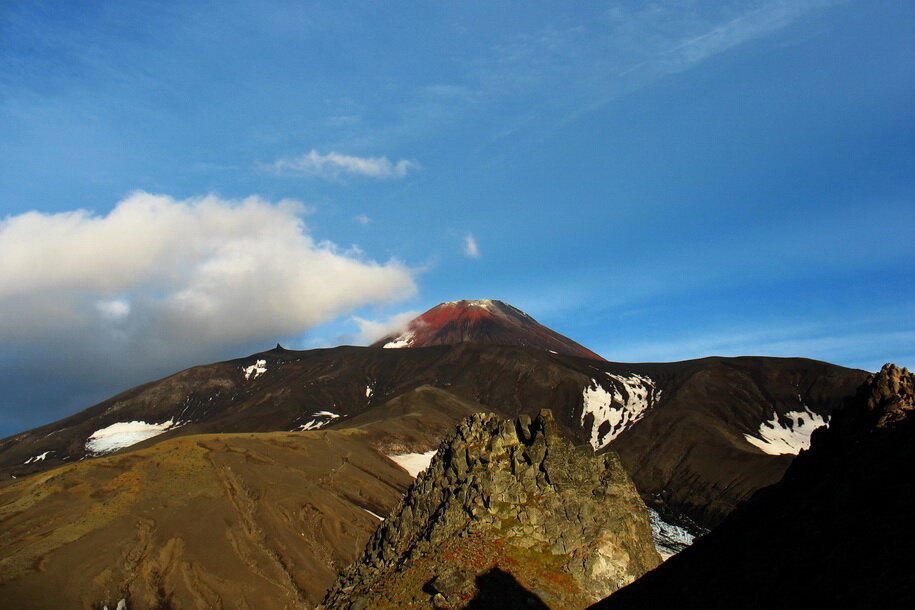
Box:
[0,298,880,608]
[0,344,866,530]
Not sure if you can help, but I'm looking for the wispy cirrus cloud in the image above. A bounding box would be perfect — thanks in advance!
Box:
[263,150,419,180]
[484,1,848,136]
[463,234,481,259]
[353,1,847,149]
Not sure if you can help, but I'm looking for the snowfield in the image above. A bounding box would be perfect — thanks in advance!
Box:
[86,420,177,454]
[648,508,702,560]
[243,359,268,380]
[580,373,660,450]
[744,406,828,455]
[387,450,437,477]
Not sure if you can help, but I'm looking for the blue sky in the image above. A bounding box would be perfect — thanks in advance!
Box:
[1,1,913,435]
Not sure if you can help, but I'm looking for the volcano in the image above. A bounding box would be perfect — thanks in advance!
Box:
[0,299,870,608]
[371,299,605,360]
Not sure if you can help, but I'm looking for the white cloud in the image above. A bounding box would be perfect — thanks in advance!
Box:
[95,298,130,321]
[463,234,481,259]
[0,191,417,377]
[265,150,418,180]
[351,310,421,345]
[355,214,372,225]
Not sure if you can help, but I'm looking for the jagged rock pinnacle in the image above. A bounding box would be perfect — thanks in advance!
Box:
[322,410,660,609]
[860,363,914,427]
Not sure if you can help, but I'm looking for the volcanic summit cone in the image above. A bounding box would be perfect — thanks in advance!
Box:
[371,299,605,360]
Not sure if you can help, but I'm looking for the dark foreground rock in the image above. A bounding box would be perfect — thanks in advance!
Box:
[590,363,915,610]
[322,410,660,609]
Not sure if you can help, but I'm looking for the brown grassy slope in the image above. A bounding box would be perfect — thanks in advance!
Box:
[0,388,484,610]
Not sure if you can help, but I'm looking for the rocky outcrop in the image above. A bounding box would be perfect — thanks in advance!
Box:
[323,411,660,609]
[591,364,915,609]
[851,362,914,427]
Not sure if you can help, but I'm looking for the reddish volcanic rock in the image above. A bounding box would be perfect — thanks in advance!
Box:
[371,299,605,360]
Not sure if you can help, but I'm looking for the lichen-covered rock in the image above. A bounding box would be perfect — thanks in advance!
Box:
[322,410,661,609]
[859,362,914,427]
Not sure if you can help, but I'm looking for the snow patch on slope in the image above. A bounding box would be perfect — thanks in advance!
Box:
[295,411,341,431]
[243,359,268,380]
[388,450,437,477]
[363,508,385,521]
[444,299,496,310]
[744,406,828,455]
[581,373,660,450]
[297,421,325,431]
[648,508,701,560]
[23,451,53,464]
[86,420,177,454]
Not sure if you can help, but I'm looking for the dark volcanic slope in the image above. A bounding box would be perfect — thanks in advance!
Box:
[0,343,865,530]
[609,355,865,526]
[591,364,915,610]
[371,299,605,360]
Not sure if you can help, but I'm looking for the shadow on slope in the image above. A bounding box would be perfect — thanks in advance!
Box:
[465,567,550,609]
[590,364,915,610]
